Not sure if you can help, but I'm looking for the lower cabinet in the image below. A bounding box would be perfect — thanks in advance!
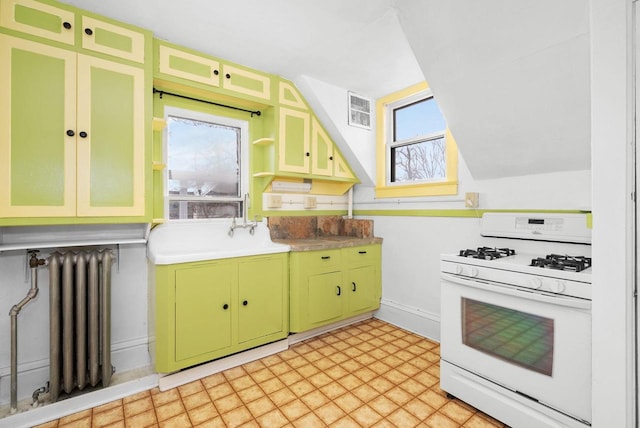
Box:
[290,244,382,332]
[154,253,288,373]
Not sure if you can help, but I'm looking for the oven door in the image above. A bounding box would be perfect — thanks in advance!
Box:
[440,272,591,423]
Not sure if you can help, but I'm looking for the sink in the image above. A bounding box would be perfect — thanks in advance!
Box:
[147,221,290,265]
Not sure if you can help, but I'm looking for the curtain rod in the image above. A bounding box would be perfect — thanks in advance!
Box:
[152,88,261,117]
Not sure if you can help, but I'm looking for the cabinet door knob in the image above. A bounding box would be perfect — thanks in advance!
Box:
[305,152,310,157]
[79,131,88,138]
[63,22,72,30]
[225,73,231,79]
[352,282,357,292]
[222,303,229,310]
[242,300,248,306]
[213,69,219,76]
[84,28,93,36]
[329,156,333,161]
[336,286,341,296]
[66,129,75,137]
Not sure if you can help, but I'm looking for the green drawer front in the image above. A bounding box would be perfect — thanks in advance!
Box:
[345,245,380,266]
[294,249,341,274]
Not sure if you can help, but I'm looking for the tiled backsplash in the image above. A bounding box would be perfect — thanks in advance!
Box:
[268,216,374,239]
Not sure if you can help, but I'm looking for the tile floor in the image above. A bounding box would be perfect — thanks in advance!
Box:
[34,319,506,427]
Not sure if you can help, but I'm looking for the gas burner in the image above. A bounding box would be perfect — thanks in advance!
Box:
[530,254,592,272]
[459,247,516,260]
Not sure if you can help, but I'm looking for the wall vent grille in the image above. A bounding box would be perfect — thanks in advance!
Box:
[348,92,372,129]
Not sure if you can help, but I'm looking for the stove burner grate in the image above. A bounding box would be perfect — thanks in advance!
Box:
[530,254,592,272]
[459,247,516,260]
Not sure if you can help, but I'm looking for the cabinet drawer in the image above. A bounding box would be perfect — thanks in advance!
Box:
[344,245,380,266]
[293,248,341,274]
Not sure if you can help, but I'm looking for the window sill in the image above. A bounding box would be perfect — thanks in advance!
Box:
[374,181,458,198]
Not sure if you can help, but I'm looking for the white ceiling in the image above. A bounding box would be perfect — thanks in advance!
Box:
[59,0,591,181]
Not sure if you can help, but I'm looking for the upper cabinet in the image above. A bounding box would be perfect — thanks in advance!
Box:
[155,40,272,102]
[0,0,146,63]
[268,81,357,182]
[0,0,152,224]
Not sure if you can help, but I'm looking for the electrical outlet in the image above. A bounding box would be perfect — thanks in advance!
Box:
[303,196,317,209]
[465,192,479,208]
[266,194,282,208]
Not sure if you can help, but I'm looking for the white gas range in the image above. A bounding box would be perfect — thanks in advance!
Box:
[440,213,592,428]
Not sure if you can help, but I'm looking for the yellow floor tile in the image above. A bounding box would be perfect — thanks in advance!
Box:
[30,319,510,428]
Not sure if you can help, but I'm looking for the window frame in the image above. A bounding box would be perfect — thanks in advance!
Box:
[376,82,458,198]
[163,105,249,221]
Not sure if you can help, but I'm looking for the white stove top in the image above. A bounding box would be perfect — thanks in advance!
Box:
[441,252,591,300]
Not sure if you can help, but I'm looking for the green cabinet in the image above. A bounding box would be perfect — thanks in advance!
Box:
[155,40,272,102]
[175,264,233,361]
[290,244,381,332]
[154,253,289,373]
[0,0,147,63]
[266,81,357,183]
[0,0,151,223]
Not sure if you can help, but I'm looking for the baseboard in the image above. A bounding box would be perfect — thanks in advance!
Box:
[158,339,289,392]
[0,337,150,408]
[0,372,158,428]
[374,299,440,342]
[287,313,375,345]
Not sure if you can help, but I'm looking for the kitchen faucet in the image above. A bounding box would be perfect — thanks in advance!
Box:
[228,193,258,237]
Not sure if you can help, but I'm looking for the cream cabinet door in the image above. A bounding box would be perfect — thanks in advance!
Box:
[0,0,75,45]
[278,107,310,174]
[76,54,146,216]
[0,35,77,218]
[80,15,146,63]
[158,44,220,87]
[221,64,271,100]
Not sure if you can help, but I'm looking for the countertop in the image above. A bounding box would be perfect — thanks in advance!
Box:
[273,236,383,251]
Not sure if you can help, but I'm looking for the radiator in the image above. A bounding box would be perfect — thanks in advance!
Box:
[48,249,114,402]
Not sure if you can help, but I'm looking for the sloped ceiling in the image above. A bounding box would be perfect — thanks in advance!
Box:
[58,0,590,181]
[395,0,591,180]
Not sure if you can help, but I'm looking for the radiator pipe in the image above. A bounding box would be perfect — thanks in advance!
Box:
[9,251,46,413]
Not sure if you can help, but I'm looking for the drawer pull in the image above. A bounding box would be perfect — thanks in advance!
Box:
[222,303,229,310]
[336,285,341,296]
[352,282,357,292]
[321,256,331,260]
[358,251,367,254]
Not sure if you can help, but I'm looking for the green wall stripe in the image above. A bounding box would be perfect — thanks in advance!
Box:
[353,209,591,218]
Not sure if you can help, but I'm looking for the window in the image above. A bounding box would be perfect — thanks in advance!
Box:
[165,107,248,220]
[376,82,458,197]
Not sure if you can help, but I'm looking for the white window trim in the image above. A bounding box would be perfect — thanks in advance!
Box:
[163,106,249,221]
[385,88,447,186]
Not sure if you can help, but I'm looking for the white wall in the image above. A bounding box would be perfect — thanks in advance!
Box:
[0,245,150,407]
[295,75,378,186]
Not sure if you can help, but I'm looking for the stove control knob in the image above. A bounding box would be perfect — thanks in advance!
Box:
[530,278,543,289]
[467,267,479,278]
[550,280,566,293]
[454,265,463,275]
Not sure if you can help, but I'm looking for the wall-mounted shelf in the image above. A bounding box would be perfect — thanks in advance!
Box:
[152,117,167,131]
[253,137,274,146]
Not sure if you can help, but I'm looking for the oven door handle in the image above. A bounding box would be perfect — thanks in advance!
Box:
[441,273,592,310]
